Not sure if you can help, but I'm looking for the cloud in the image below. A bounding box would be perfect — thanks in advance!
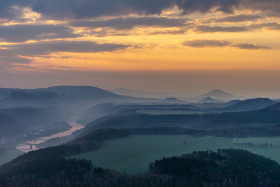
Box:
[150,29,186,35]
[193,22,280,34]
[71,17,188,30]
[10,40,129,55]
[232,43,271,50]
[0,0,280,20]
[194,25,249,33]
[0,24,80,42]
[250,23,280,31]
[242,0,280,17]
[210,14,263,23]
[0,0,175,19]
[183,39,271,50]
[0,40,130,67]
[183,40,230,47]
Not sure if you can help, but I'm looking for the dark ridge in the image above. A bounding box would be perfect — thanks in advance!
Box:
[221,98,276,112]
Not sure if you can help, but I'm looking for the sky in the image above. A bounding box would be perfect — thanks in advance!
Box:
[0,0,280,97]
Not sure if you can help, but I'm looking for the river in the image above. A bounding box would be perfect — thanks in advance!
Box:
[16,122,85,153]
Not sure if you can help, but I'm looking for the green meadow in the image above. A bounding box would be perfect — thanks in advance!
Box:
[73,135,280,174]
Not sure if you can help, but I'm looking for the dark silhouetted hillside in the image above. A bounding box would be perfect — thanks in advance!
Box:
[201,97,218,103]
[1,147,280,186]
[221,98,276,112]
[39,86,126,100]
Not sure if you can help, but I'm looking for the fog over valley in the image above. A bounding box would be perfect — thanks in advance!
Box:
[1,0,280,185]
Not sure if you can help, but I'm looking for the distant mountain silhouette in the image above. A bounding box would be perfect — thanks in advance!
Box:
[84,100,280,131]
[0,91,58,108]
[260,102,280,112]
[0,86,131,102]
[201,97,218,103]
[0,107,61,137]
[162,97,184,104]
[9,91,58,100]
[222,98,276,112]
[200,89,234,100]
[39,86,126,100]
[0,88,21,99]
[227,99,242,106]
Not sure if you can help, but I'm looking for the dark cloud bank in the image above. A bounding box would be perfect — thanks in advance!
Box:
[1,0,280,19]
[0,24,80,42]
[0,41,129,67]
[71,17,188,30]
[183,40,270,50]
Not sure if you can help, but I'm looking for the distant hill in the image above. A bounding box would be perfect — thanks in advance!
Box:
[39,86,126,100]
[260,102,280,112]
[77,103,199,125]
[0,86,132,102]
[222,98,276,112]
[0,86,137,113]
[227,99,242,106]
[201,97,218,103]
[0,114,20,137]
[0,91,58,108]
[0,107,61,138]
[200,89,234,100]
[0,88,17,99]
[9,91,58,100]
[83,102,280,131]
[161,97,185,104]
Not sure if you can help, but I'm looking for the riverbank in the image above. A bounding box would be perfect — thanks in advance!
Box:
[16,122,84,153]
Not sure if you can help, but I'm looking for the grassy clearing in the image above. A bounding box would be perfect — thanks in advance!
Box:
[73,135,280,174]
[73,135,233,174]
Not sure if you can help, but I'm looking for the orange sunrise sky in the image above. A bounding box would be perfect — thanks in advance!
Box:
[0,0,280,96]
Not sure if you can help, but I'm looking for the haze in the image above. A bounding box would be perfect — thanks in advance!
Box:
[1,70,280,98]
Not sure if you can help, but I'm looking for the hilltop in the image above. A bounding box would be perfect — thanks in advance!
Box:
[222,98,276,112]
[200,89,235,100]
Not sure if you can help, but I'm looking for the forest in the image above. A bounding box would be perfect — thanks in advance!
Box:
[1,149,280,187]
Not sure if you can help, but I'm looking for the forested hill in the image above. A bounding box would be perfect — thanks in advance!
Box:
[0,149,280,186]
[84,102,280,131]
[149,149,280,186]
[221,98,276,112]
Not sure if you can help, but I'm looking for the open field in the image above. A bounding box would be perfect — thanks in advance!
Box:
[73,135,280,174]
[73,135,233,174]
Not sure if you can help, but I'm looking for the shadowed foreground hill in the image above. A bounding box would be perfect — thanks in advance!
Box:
[0,148,280,187]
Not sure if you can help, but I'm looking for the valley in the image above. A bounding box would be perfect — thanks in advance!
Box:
[1,86,280,186]
[16,122,84,153]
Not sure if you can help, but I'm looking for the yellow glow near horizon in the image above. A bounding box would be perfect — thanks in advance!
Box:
[2,9,280,72]
[16,41,279,71]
